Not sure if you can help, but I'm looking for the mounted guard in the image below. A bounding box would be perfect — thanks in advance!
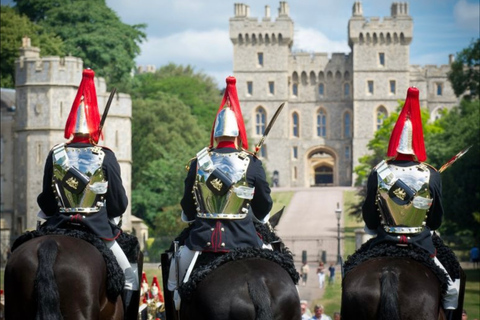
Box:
[360,87,464,319]
[36,68,141,319]
[163,76,299,318]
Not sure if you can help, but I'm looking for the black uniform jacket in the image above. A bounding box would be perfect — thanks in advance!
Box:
[181,147,273,252]
[362,160,443,255]
[37,143,128,240]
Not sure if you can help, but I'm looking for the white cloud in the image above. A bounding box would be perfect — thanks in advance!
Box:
[292,27,351,54]
[453,0,480,31]
[136,29,231,66]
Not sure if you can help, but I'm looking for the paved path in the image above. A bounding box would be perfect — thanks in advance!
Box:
[272,186,354,304]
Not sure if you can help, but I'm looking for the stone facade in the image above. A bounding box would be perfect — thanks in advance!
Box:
[0,38,144,251]
[230,1,460,187]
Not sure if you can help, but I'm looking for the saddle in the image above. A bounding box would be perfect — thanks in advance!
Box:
[11,226,140,301]
[343,233,460,295]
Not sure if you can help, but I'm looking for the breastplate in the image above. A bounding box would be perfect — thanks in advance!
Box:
[194,150,253,219]
[51,144,107,214]
[376,161,432,233]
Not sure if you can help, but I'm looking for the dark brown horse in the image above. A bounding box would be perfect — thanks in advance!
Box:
[179,258,300,320]
[5,235,123,320]
[341,256,465,320]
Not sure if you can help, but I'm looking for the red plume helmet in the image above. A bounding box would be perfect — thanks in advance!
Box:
[150,276,164,302]
[210,76,248,150]
[386,87,426,161]
[64,69,101,143]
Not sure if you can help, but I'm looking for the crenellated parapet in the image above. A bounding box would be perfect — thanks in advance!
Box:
[348,2,412,48]
[230,2,293,47]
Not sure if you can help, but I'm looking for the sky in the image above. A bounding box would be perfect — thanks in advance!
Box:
[2,0,479,87]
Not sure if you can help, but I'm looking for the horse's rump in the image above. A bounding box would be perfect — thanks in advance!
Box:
[341,256,444,320]
[181,257,300,320]
[5,235,122,319]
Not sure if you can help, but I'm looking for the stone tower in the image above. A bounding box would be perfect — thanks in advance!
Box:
[12,37,133,233]
[349,2,413,169]
[230,2,459,188]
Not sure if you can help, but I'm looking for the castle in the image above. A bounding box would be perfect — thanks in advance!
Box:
[0,38,147,261]
[230,1,459,187]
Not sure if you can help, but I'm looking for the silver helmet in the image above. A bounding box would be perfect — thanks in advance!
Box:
[213,106,239,138]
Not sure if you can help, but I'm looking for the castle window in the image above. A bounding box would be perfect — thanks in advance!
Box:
[260,144,267,158]
[257,52,264,67]
[368,80,374,95]
[432,107,444,121]
[316,109,327,137]
[390,80,396,94]
[292,112,300,137]
[292,83,298,96]
[345,146,351,159]
[318,83,325,96]
[292,146,298,159]
[379,52,385,66]
[436,83,443,96]
[344,112,351,138]
[376,106,388,130]
[36,143,42,164]
[344,83,350,97]
[268,81,275,95]
[255,107,266,135]
[247,81,253,95]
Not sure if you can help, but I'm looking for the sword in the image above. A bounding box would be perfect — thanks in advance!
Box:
[254,102,285,156]
[97,87,117,139]
[439,145,472,173]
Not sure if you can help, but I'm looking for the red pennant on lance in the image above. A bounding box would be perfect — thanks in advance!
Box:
[387,87,426,162]
[210,76,248,150]
[64,69,102,143]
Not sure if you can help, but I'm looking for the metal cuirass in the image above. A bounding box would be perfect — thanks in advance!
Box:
[193,148,253,219]
[376,160,433,234]
[51,144,108,214]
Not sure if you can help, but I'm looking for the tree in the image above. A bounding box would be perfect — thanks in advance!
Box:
[14,0,146,91]
[0,5,64,88]
[425,99,480,244]
[131,93,208,236]
[131,64,220,131]
[448,39,480,100]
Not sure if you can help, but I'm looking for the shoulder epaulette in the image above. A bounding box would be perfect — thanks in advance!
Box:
[240,148,257,159]
[422,162,438,172]
[185,157,197,171]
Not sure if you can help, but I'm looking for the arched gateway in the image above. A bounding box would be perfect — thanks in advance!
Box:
[307,148,337,186]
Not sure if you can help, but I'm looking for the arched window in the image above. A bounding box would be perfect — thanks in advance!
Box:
[292,112,300,137]
[376,106,388,130]
[316,109,326,137]
[344,112,351,138]
[255,107,266,135]
[292,83,298,96]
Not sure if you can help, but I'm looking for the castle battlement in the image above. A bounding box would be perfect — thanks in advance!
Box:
[348,2,412,47]
[230,2,293,45]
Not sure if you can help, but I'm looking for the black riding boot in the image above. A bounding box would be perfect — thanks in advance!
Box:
[122,289,140,320]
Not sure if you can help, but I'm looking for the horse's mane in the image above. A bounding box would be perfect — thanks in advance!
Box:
[11,226,126,301]
[343,234,458,295]
[179,247,299,300]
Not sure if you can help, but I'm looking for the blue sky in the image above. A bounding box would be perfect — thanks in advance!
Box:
[2,0,479,87]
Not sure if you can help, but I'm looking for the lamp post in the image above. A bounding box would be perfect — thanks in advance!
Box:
[335,202,342,265]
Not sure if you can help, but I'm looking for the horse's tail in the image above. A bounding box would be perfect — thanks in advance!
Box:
[378,268,400,320]
[247,280,274,320]
[35,238,63,320]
